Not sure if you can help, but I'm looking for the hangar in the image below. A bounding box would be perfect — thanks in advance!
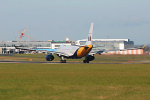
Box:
[76,39,134,51]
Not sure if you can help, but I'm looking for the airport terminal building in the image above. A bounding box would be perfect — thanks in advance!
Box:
[0,39,134,54]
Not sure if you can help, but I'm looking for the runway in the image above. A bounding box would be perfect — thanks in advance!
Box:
[0,60,56,64]
[1,60,150,64]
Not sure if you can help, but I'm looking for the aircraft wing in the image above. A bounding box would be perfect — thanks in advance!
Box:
[88,50,104,55]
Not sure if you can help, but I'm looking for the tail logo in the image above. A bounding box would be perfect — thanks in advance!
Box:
[88,35,91,41]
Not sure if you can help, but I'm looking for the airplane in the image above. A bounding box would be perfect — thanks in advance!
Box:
[111,44,147,52]
[125,44,146,50]
[15,45,56,53]
[15,45,36,51]
[46,23,95,63]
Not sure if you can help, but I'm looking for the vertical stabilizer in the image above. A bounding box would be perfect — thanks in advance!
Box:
[85,22,93,45]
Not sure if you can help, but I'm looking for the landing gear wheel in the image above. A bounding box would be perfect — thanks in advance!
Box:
[87,60,89,63]
[60,60,66,63]
[83,60,89,63]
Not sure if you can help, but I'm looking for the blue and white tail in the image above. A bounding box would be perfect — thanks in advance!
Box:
[85,22,93,45]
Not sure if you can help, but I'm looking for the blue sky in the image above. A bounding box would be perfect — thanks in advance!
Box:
[0,0,150,44]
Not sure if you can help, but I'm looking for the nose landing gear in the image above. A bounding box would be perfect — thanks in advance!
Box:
[60,56,66,63]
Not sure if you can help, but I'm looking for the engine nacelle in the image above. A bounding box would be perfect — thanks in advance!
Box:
[86,55,95,61]
[46,54,54,61]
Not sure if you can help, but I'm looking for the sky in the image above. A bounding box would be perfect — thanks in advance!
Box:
[0,0,150,45]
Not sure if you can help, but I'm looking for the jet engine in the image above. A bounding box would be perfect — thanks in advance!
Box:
[46,54,54,61]
[86,55,95,61]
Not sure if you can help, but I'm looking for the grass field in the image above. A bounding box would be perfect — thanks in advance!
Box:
[0,63,150,100]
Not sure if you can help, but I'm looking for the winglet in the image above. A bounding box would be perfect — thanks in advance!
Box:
[85,22,93,45]
[142,44,146,48]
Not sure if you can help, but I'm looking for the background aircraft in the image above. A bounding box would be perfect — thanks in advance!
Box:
[15,45,56,53]
[125,44,146,50]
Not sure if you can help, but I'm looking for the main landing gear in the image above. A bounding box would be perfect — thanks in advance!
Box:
[83,60,89,63]
[60,56,66,63]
